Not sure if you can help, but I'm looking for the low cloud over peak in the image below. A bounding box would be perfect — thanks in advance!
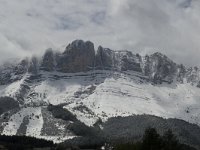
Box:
[0,0,199,66]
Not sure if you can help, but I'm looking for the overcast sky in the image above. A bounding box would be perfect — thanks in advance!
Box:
[0,0,200,66]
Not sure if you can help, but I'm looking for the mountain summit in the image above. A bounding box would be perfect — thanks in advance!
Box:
[1,40,199,86]
[0,40,200,146]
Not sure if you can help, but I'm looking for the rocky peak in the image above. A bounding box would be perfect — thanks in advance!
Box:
[119,51,142,72]
[185,66,200,85]
[95,46,142,72]
[56,40,95,73]
[95,46,114,70]
[41,48,55,71]
[143,52,177,84]
[64,40,94,55]
[14,58,29,75]
[176,64,186,83]
[28,56,39,74]
[0,58,30,85]
[1,39,200,87]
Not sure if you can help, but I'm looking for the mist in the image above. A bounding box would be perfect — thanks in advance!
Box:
[0,0,200,66]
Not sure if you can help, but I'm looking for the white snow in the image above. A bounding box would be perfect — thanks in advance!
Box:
[22,71,200,126]
[81,74,200,125]
[26,107,43,137]
[1,106,75,143]
[2,74,29,99]
[34,80,82,105]
[2,107,43,137]
[1,70,200,143]
[2,109,25,135]
[39,135,76,144]
[65,104,99,126]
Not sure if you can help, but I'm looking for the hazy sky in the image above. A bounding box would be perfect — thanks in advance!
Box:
[0,0,200,66]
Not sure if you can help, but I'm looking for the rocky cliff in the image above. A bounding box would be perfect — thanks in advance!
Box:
[1,39,199,87]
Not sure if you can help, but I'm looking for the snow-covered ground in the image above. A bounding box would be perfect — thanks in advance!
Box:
[82,75,200,125]
[39,135,75,144]
[1,106,74,143]
[0,74,28,98]
[1,70,200,142]
[23,71,200,126]
[2,107,43,136]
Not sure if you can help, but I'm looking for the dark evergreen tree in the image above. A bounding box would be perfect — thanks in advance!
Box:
[141,128,162,150]
[162,129,180,150]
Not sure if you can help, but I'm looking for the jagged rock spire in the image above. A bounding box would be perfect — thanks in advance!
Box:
[56,40,95,73]
[2,39,200,87]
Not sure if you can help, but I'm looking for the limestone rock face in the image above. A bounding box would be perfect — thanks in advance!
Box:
[0,59,29,85]
[28,57,39,74]
[95,46,114,70]
[175,65,200,87]
[56,40,95,73]
[14,59,29,75]
[143,52,177,84]
[95,46,142,72]
[41,48,55,71]
[2,39,200,86]
[185,67,200,86]
[176,64,186,83]
[120,52,142,72]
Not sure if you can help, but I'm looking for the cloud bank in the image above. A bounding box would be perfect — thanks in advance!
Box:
[0,0,200,66]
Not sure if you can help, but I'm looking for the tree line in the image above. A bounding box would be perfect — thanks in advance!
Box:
[113,128,196,150]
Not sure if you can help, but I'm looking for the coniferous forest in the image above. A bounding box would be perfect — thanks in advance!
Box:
[113,128,196,150]
[0,127,196,150]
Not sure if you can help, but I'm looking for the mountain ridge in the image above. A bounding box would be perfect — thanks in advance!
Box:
[1,39,200,87]
[0,39,200,145]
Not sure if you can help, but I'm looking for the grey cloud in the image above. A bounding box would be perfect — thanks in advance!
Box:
[91,11,106,25]
[0,0,200,66]
[176,0,193,8]
[55,16,82,30]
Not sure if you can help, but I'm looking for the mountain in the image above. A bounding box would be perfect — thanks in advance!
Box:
[0,40,200,147]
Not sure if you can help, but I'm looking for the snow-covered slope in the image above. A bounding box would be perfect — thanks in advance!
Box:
[0,40,200,143]
[1,70,200,134]
[27,71,200,126]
